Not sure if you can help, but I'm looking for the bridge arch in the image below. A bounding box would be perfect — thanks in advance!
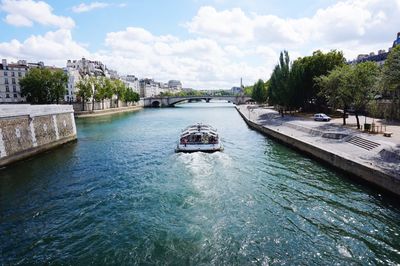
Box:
[151,100,161,107]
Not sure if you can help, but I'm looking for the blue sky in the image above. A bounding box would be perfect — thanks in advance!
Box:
[0,0,399,89]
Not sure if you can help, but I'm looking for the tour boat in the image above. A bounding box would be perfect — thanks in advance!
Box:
[175,123,223,153]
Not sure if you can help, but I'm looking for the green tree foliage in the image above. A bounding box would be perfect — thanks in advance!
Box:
[269,51,291,113]
[75,77,93,111]
[251,79,267,103]
[381,45,400,119]
[112,79,127,107]
[316,62,378,128]
[50,70,68,104]
[350,62,379,128]
[124,88,140,103]
[95,77,110,109]
[289,50,346,111]
[20,68,68,104]
[243,85,253,97]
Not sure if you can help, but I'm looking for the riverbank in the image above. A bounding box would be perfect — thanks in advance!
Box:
[236,105,400,196]
[75,106,142,118]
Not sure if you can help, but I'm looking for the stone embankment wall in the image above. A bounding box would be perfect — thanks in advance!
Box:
[73,100,142,112]
[0,105,77,167]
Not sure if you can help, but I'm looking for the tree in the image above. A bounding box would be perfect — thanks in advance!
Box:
[124,88,140,104]
[289,50,345,111]
[20,68,68,104]
[75,77,93,111]
[243,85,253,97]
[349,62,379,128]
[316,62,378,128]
[381,45,400,119]
[269,51,291,114]
[251,79,267,103]
[49,70,68,104]
[316,65,352,125]
[112,79,127,107]
[95,77,113,110]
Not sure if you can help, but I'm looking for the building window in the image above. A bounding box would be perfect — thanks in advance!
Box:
[5,78,8,84]
[11,72,15,77]
[5,85,9,92]
[4,71,8,76]
[13,85,16,92]
[13,94,17,98]
[6,94,10,98]
[18,72,22,77]
[12,78,16,84]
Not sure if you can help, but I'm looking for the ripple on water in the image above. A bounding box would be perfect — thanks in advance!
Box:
[1,104,400,265]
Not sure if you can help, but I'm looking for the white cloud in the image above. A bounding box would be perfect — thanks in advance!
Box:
[72,2,109,13]
[186,6,253,43]
[1,0,399,89]
[0,29,89,65]
[0,0,75,29]
[185,1,400,54]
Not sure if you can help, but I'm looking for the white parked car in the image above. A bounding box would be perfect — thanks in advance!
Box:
[314,113,331,121]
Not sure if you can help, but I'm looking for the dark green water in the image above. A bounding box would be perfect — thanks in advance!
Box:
[1,102,399,265]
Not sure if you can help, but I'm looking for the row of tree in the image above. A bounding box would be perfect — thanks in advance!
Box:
[19,67,140,109]
[263,45,400,124]
[317,45,400,127]
[75,76,139,111]
[268,50,346,112]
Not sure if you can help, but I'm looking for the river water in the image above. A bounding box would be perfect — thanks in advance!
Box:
[1,102,399,265]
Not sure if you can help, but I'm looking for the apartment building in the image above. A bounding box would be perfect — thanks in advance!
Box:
[0,59,28,103]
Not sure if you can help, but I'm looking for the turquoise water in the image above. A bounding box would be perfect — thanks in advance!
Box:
[1,102,399,265]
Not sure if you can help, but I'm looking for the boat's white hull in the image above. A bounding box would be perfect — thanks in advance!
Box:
[175,143,223,153]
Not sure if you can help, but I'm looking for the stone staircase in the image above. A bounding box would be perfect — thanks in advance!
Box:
[346,136,381,151]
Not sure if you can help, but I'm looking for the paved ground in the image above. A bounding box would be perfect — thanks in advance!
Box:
[239,105,400,179]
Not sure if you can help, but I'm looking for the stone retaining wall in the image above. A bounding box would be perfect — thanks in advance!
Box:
[0,105,77,167]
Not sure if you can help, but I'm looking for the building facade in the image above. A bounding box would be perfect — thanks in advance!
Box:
[64,67,81,102]
[168,80,182,91]
[139,78,160,97]
[0,59,28,103]
[121,75,140,94]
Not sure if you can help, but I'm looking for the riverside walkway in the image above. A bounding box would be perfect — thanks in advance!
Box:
[237,105,400,196]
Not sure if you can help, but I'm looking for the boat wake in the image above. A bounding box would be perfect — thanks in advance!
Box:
[177,151,232,177]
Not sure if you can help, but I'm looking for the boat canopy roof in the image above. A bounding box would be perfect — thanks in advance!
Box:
[180,123,218,138]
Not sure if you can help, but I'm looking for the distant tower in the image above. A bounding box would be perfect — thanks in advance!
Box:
[240,77,243,88]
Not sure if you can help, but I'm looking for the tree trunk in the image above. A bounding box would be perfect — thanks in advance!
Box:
[355,112,360,129]
[102,99,104,110]
[92,97,95,111]
[343,109,347,125]
[82,97,85,111]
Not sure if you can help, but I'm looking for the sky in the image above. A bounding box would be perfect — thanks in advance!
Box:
[0,0,399,89]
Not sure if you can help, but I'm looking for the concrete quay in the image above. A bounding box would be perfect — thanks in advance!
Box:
[237,105,400,196]
[75,105,142,118]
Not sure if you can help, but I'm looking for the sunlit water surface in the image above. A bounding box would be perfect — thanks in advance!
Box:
[1,102,399,264]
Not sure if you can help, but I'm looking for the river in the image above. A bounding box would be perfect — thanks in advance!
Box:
[1,102,399,265]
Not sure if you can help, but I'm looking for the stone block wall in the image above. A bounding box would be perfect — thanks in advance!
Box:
[0,105,77,167]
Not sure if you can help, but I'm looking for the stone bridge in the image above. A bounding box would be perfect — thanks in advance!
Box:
[143,96,253,107]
